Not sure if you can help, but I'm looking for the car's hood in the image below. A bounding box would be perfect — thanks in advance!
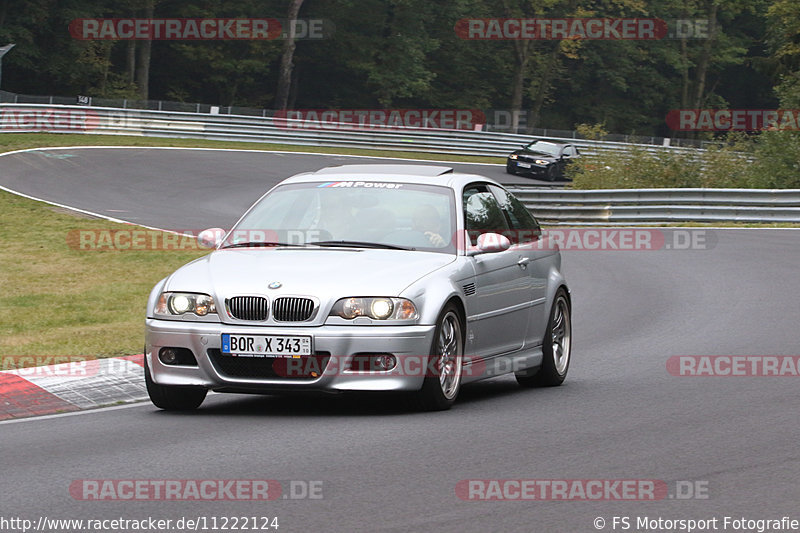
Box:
[164,247,456,299]
[514,149,556,159]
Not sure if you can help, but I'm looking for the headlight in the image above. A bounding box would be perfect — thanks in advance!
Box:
[329,297,418,321]
[535,159,550,165]
[156,292,217,316]
[509,154,518,160]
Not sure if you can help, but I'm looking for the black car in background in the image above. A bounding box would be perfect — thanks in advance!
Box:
[506,140,580,181]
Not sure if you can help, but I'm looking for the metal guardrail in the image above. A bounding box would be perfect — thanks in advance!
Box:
[0,103,699,158]
[0,104,789,224]
[506,187,800,224]
[0,90,708,148]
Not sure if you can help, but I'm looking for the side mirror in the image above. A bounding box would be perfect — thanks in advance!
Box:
[197,228,226,249]
[470,233,511,255]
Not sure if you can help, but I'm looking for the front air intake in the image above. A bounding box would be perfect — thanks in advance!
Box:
[273,297,315,322]
[227,296,269,321]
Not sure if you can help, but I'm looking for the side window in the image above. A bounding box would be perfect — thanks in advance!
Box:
[563,145,575,157]
[463,185,509,246]
[489,185,541,244]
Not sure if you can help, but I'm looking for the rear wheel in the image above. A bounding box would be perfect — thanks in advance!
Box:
[516,289,571,387]
[145,357,207,410]
[411,304,464,411]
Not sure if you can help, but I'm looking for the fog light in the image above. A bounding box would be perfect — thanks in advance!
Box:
[158,347,198,366]
[374,354,397,371]
[159,348,179,365]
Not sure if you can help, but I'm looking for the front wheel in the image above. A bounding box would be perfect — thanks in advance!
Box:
[506,163,517,175]
[145,358,207,410]
[411,304,464,411]
[516,289,571,387]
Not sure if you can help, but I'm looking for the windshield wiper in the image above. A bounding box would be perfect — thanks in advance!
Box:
[220,241,307,249]
[314,240,413,251]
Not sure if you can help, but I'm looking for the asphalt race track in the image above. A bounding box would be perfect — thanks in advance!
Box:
[0,147,555,230]
[2,147,799,532]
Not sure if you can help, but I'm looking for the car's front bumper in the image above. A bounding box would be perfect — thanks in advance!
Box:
[507,158,549,174]
[145,318,437,393]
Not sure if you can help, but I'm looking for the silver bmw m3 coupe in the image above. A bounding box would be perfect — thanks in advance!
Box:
[145,164,571,411]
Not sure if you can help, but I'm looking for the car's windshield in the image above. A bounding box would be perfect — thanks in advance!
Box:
[228,181,457,254]
[524,141,561,156]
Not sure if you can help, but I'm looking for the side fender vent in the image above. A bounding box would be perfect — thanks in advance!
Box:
[462,283,476,296]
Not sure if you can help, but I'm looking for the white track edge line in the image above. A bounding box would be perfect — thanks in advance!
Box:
[0,400,151,425]
[0,146,797,232]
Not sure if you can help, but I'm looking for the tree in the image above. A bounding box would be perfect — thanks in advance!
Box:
[274,0,304,109]
[768,0,800,106]
[135,0,155,100]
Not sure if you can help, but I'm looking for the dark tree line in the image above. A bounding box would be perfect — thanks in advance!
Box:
[1,0,799,137]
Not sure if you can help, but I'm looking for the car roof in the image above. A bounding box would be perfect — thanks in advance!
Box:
[281,164,504,189]
[527,139,571,145]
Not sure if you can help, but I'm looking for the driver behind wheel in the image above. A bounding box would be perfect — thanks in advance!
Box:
[413,204,448,248]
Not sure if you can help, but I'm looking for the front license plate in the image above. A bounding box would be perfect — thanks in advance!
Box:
[221,334,312,358]
[517,162,531,168]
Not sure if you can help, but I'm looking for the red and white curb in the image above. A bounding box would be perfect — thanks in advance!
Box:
[0,355,146,421]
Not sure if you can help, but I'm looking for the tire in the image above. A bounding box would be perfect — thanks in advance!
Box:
[145,356,207,410]
[516,289,571,388]
[410,304,464,411]
[545,164,559,181]
[506,163,516,175]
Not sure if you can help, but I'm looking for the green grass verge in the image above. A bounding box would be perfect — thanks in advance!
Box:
[0,188,208,361]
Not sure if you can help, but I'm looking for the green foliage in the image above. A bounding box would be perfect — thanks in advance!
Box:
[575,122,608,140]
[568,146,705,189]
[747,131,800,188]
[568,132,800,189]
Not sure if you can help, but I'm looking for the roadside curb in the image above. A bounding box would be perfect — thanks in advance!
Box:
[0,355,146,421]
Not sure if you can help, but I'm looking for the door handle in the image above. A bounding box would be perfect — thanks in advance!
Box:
[517,257,530,268]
